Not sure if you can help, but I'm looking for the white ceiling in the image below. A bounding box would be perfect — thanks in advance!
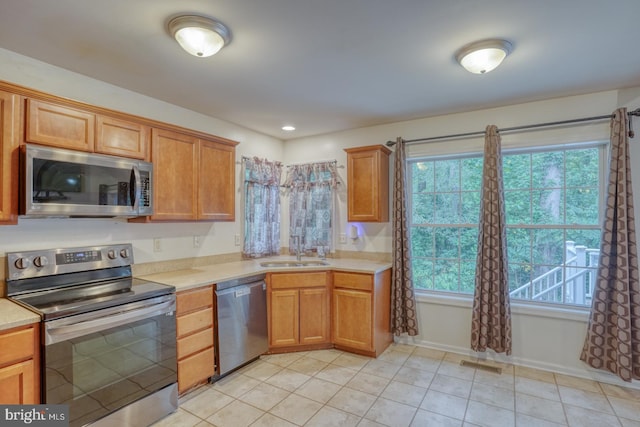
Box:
[1,1,639,140]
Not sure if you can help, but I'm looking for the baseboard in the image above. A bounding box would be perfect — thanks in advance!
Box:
[394,335,640,390]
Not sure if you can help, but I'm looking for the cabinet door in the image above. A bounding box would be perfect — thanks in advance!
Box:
[0,91,19,224]
[96,115,149,159]
[345,145,390,222]
[25,99,95,151]
[0,360,35,404]
[198,139,235,221]
[332,288,373,351]
[299,287,330,345]
[150,128,198,220]
[269,289,299,347]
[178,347,214,394]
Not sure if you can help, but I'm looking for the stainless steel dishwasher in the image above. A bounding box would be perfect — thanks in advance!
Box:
[215,273,268,376]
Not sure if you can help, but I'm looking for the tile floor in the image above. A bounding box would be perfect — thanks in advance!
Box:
[153,344,640,427]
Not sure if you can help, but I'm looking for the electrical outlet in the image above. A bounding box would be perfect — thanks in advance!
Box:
[153,238,162,252]
[234,234,241,246]
[339,233,347,244]
[193,236,201,248]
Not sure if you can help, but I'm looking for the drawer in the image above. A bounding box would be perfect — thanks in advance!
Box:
[178,347,215,393]
[333,272,373,291]
[0,327,35,367]
[177,328,213,360]
[177,307,213,337]
[177,286,213,314]
[270,271,328,289]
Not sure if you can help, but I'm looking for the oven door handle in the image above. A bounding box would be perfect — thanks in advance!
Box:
[44,298,175,345]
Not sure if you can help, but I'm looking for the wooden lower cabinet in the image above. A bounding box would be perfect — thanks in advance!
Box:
[268,272,331,351]
[176,286,215,394]
[0,323,39,404]
[332,269,392,357]
[332,288,373,351]
[0,360,35,404]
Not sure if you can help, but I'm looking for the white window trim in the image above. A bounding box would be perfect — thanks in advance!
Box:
[408,139,609,310]
[415,290,591,322]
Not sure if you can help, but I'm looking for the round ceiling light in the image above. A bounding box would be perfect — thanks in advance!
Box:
[455,39,513,74]
[168,15,231,57]
[282,125,296,131]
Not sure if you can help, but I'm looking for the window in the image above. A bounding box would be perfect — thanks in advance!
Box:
[284,161,338,254]
[409,143,605,307]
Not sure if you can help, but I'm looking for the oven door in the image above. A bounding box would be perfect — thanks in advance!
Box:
[43,295,177,427]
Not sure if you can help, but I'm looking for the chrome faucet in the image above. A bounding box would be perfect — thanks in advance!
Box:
[293,235,303,261]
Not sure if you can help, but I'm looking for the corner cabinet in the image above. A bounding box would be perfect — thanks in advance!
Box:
[176,286,215,394]
[332,269,392,357]
[145,128,237,222]
[0,90,19,224]
[344,145,391,222]
[267,271,331,352]
[0,323,40,404]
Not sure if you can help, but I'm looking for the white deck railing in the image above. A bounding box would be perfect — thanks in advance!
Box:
[509,241,599,305]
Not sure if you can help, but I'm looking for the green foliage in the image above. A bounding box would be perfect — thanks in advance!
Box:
[409,145,603,301]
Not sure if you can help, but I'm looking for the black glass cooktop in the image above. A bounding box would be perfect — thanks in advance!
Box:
[12,278,174,320]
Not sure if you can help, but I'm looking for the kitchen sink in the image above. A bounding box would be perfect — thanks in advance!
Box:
[260,260,330,268]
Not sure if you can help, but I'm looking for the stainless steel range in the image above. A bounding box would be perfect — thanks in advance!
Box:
[6,244,177,427]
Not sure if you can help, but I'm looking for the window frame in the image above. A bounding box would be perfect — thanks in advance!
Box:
[407,140,608,308]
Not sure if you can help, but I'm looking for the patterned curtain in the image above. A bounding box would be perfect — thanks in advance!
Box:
[391,137,419,336]
[243,157,282,258]
[284,161,338,253]
[580,108,640,382]
[470,125,512,355]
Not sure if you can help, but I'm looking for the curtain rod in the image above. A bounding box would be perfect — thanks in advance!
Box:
[386,108,640,147]
[285,159,342,168]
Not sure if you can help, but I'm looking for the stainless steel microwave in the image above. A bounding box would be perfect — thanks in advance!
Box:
[21,144,153,217]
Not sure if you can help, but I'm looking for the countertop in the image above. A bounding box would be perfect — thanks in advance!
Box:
[0,299,40,331]
[0,256,392,331]
[138,256,393,291]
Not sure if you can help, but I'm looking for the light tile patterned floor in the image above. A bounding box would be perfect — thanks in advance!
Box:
[153,344,640,427]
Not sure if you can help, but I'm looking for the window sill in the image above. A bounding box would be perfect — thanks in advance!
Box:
[415,290,591,323]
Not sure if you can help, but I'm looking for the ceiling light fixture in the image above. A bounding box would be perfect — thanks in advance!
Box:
[455,39,513,74]
[168,15,231,57]
[282,125,296,131]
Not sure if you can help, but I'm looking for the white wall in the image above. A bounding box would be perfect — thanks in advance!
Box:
[0,48,284,263]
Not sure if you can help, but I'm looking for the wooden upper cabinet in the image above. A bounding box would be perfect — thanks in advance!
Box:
[0,90,19,224]
[150,128,198,221]
[25,99,95,151]
[344,145,391,222]
[95,115,149,160]
[198,139,235,221]
[145,128,237,222]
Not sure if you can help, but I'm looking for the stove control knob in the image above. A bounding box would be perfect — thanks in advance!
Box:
[107,249,117,260]
[120,248,130,259]
[14,258,31,270]
[33,256,49,268]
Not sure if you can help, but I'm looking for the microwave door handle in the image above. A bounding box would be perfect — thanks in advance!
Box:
[131,164,141,210]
